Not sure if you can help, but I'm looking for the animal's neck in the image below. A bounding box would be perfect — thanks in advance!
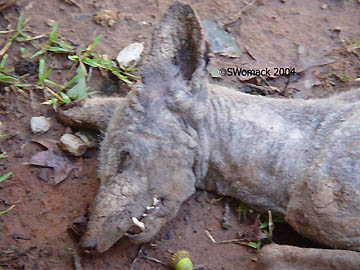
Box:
[196,84,333,214]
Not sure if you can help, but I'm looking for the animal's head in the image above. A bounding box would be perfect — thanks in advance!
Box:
[81,2,211,253]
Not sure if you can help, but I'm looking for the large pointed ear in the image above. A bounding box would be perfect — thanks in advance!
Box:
[139,1,211,120]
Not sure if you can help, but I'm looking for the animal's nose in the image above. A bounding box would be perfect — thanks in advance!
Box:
[83,240,97,254]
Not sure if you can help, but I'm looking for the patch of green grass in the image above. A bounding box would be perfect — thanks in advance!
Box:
[68,34,136,85]
[0,14,136,111]
[32,21,75,58]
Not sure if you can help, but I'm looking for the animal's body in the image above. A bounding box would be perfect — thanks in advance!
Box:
[60,2,360,268]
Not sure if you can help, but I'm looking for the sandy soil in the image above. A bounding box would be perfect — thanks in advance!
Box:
[0,0,359,269]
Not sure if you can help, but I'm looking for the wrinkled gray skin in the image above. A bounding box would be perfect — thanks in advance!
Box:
[60,1,360,267]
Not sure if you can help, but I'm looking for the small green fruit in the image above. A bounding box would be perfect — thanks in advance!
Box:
[171,250,193,270]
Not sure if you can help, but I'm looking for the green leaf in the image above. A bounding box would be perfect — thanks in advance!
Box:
[38,59,54,86]
[49,21,60,43]
[59,92,71,103]
[42,98,58,109]
[38,66,54,86]
[44,79,64,89]
[86,35,102,53]
[53,39,74,50]
[62,73,79,90]
[341,75,351,82]
[0,151,6,158]
[20,47,30,58]
[0,171,12,183]
[68,55,79,62]
[0,73,16,84]
[16,12,24,32]
[19,32,32,39]
[66,63,90,100]
[38,58,45,80]
[48,46,73,54]
[31,49,44,58]
[0,54,8,69]
[15,83,30,87]
[248,241,261,249]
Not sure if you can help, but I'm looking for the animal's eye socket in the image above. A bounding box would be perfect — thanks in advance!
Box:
[117,151,130,174]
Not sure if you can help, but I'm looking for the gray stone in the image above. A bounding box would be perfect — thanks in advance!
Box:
[116,42,144,67]
[30,116,51,134]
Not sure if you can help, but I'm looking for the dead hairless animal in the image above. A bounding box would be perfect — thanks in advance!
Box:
[59,2,360,269]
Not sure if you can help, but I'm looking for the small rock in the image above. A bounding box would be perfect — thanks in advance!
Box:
[140,21,151,26]
[203,19,242,57]
[24,1,34,10]
[60,134,88,156]
[321,3,328,9]
[46,19,57,27]
[116,42,144,67]
[30,116,51,134]
[94,10,117,27]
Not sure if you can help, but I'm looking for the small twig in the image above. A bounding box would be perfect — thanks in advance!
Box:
[221,199,231,229]
[260,76,271,86]
[268,210,273,240]
[17,34,45,42]
[63,0,81,8]
[0,30,15,34]
[142,256,168,267]
[244,46,256,61]
[205,230,217,243]
[215,238,241,244]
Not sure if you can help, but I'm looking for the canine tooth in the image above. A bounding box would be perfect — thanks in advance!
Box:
[146,206,154,210]
[153,197,160,206]
[132,217,145,231]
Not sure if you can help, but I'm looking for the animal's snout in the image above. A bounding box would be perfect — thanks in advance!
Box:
[82,240,97,254]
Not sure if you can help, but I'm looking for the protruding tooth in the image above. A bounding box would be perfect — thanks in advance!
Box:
[153,197,160,206]
[131,217,145,231]
[146,206,154,211]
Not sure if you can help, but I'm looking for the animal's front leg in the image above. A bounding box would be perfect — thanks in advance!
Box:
[57,97,126,130]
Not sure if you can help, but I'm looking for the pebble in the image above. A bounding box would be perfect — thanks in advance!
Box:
[60,134,88,156]
[116,42,144,67]
[30,116,51,134]
[321,3,328,9]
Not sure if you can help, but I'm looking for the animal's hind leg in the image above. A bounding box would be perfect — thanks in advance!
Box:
[256,244,360,270]
[57,97,125,130]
